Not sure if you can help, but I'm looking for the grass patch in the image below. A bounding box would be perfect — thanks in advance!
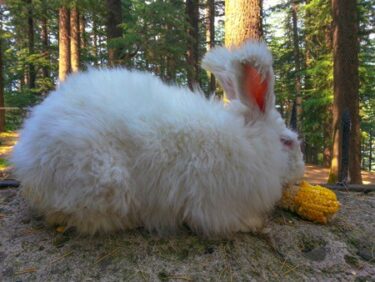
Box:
[0,158,10,170]
[0,131,17,172]
[344,255,360,267]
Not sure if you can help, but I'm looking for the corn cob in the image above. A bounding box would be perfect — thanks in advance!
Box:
[279,181,340,224]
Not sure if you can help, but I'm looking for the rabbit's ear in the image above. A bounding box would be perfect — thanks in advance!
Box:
[201,46,237,99]
[202,41,275,115]
[231,41,275,114]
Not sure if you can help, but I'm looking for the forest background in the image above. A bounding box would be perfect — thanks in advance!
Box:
[0,0,374,184]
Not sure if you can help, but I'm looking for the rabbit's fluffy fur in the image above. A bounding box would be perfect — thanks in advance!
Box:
[11,42,304,236]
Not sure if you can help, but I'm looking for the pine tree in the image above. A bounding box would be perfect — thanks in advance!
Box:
[70,5,80,73]
[186,0,200,89]
[106,0,123,66]
[41,0,50,82]
[329,0,362,184]
[26,0,36,89]
[80,14,86,50]
[289,0,302,131]
[205,0,216,93]
[0,8,5,132]
[58,6,70,82]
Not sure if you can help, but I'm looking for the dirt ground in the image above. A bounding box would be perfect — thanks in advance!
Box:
[304,164,375,185]
[1,187,374,281]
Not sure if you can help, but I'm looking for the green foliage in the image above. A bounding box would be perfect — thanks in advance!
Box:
[1,0,201,129]
[2,0,57,94]
[0,158,10,169]
[4,89,41,130]
[116,0,191,85]
[358,0,375,170]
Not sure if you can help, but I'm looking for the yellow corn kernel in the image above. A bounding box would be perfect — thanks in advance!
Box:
[280,181,340,224]
[223,96,230,105]
[56,226,66,233]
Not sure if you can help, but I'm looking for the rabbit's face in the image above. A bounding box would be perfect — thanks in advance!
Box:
[272,110,305,186]
[280,127,305,186]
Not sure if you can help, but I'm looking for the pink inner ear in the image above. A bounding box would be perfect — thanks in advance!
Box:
[243,64,268,112]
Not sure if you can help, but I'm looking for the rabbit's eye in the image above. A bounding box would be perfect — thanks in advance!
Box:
[281,137,294,148]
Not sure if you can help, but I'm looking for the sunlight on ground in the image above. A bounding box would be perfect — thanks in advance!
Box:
[0,132,19,154]
[0,132,19,139]
[304,165,374,184]
[0,146,15,156]
[0,132,18,177]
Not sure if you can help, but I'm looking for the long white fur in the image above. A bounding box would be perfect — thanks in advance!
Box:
[11,41,304,236]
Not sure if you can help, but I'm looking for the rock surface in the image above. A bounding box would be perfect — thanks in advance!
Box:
[0,188,374,281]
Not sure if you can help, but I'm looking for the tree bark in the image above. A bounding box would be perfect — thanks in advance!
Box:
[26,0,36,89]
[58,6,71,82]
[70,6,80,73]
[106,0,123,66]
[41,14,49,79]
[329,0,362,184]
[79,14,86,50]
[92,15,99,66]
[205,0,216,94]
[369,134,373,171]
[40,0,51,85]
[0,11,5,132]
[165,21,176,82]
[323,116,332,167]
[225,0,263,47]
[186,0,200,90]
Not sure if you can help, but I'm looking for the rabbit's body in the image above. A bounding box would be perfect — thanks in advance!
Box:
[11,42,304,236]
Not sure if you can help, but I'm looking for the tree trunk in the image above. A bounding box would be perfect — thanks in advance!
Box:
[165,22,176,82]
[323,117,332,167]
[186,0,200,90]
[205,0,216,94]
[41,15,49,80]
[70,6,80,73]
[0,11,5,132]
[303,0,313,109]
[165,56,175,82]
[92,15,98,66]
[26,0,36,89]
[79,14,86,50]
[369,134,373,171]
[329,0,362,184]
[106,0,123,66]
[58,6,70,82]
[291,1,302,131]
[98,31,104,65]
[289,100,298,131]
[225,0,263,47]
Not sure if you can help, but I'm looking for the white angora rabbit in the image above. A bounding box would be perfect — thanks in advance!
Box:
[11,41,304,236]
